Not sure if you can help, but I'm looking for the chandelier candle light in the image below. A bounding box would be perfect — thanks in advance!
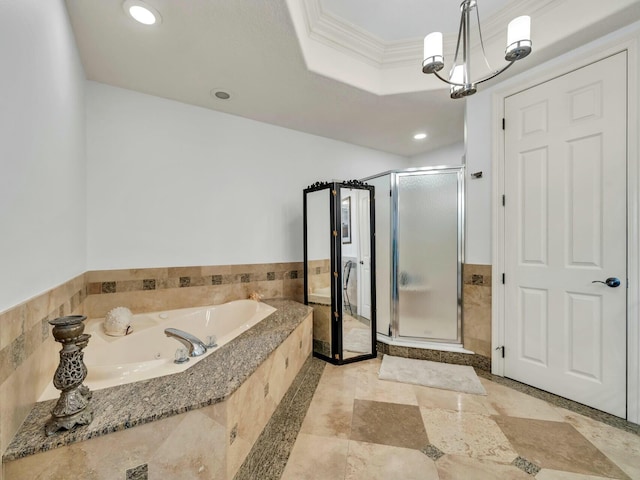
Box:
[422,0,531,99]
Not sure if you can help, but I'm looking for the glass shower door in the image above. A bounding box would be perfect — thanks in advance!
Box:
[396,170,462,343]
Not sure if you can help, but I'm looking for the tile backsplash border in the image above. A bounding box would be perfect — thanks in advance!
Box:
[88,269,301,296]
[84,262,305,318]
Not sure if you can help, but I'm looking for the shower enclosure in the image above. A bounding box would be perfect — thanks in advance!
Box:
[364,167,464,347]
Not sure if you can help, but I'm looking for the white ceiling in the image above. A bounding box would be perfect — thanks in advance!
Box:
[64,0,640,157]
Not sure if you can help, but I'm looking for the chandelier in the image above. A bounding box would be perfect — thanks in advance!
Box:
[422,0,532,99]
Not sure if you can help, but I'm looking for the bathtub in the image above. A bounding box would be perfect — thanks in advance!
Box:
[39,299,276,400]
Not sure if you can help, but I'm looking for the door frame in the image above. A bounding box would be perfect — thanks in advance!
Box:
[491,31,640,422]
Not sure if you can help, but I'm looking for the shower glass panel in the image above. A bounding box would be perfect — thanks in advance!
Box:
[363,167,464,345]
[396,171,461,342]
[368,175,391,336]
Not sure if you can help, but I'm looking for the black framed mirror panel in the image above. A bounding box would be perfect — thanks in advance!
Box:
[303,180,377,365]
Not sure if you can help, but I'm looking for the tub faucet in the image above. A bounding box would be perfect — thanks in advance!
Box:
[164,328,207,357]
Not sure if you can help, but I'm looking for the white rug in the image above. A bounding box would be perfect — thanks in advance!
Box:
[343,328,371,353]
[378,355,487,396]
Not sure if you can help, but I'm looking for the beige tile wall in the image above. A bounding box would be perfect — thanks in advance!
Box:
[86,262,304,318]
[3,313,313,480]
[0,274,86,459]
[306,259,331,295]
[462,264,492,358]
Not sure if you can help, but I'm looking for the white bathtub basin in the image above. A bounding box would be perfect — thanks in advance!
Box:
[39,299,276,400]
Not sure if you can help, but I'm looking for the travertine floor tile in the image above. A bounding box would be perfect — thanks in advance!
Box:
[493,416,630,479]
[421,408,518,463]
[355,370,418,405]
[436,454,530,480]
[299,389,355,439]
[479,378,565,421]
[535,469,618,479]
[351,399,428,450]
[344,440,439,480]
[561,411,640,479]
[414,384,491,414]
[280,433,348,480]
[281,357,637,480]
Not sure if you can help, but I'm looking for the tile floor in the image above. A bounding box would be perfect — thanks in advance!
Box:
[280,357,640,480]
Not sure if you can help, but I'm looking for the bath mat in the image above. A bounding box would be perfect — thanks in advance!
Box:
[343,328,371,353]
[378,355,487,395]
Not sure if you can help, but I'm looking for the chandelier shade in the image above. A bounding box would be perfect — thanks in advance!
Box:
[506,16,532,61]
[422,0,532,99]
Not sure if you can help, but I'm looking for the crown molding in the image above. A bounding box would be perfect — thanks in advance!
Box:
[301,0,557,69]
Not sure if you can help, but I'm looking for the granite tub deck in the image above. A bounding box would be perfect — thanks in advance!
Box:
[2,299,313,479]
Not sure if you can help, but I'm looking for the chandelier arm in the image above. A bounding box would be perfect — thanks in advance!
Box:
[452,7,465,68]
[474,1,494,72]
[432,70,462,87]
[473,61,516,85]
[431,60,515,88]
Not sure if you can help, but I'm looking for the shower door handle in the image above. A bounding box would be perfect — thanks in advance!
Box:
[591,277,621,288]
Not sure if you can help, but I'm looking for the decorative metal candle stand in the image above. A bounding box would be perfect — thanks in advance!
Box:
[45,315,93,436]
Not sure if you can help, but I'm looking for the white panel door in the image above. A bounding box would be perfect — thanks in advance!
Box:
[358,190,372,319]
[504,52,627,417]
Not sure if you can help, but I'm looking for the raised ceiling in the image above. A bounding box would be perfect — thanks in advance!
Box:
[318,0,508,42]
[64,0,640,157]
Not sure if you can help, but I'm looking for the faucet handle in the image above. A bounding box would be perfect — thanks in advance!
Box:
[174,347,189,364]
[205,335,218,349]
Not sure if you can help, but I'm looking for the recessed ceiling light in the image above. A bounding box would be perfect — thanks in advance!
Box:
[413,133,427,140]
[123,1,161,26]
[210,88,233,100]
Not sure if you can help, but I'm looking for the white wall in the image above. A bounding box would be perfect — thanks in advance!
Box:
[465,96,493,265]
[408,142,464,168]
[0,0,86,312]
[86,82,407,269]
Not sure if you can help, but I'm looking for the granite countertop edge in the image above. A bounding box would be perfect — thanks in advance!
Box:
[2,299,313,463]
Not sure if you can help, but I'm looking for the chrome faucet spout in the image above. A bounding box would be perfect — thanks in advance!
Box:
[164,328,207,357]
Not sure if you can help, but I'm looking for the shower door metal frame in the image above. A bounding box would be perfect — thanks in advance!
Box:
[363,166,465,346]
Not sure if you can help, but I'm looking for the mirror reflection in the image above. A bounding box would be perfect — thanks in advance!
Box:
[341,188,373,360]
[305,189,332,358]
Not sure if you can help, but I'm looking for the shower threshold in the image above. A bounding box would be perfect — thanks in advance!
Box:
[376,333,473,354]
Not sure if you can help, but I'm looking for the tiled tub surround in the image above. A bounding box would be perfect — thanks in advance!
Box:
[306,259,332,357]
[462,264,492,358]
[305,259,330,295]
[86,262,305,318]
[0,262,304,461]
[0,274,86,460]
[3,299,313,479]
